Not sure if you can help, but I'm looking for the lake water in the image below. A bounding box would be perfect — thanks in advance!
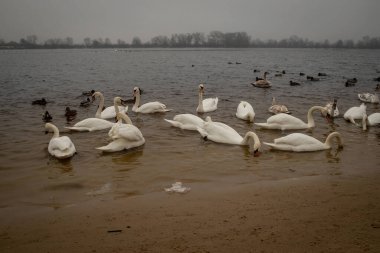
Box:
[0,48,379,210]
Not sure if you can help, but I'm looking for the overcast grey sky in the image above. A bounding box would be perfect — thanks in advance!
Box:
[0,0,379,44]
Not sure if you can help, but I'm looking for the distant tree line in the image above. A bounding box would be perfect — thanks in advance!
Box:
[1,32,380,49]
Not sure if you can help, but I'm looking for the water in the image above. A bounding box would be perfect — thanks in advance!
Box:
[0,48,379,211]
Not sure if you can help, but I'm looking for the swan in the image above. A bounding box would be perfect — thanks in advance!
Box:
[358,93,379,104]
[268,97,290,114]
[255,106,327,130]
[264,132,343,152]
[132,87,171,113]
[322,99,339,118]
[236,101,255,122]
[45,123,76,159]
[252,72,271,88]
[164,113,205,131]
[196,117,261,154]
[343,103,366,125]
[65,97,122,132]
[93,92,128,119]
[362,112,380,130]
[97,112,145,152]
[196,84,218,113]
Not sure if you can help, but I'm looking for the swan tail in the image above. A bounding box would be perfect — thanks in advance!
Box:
[96,139,127,152]
[164,119,182,128]
[64,126,90,132]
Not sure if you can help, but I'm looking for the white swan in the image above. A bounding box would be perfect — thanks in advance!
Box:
[65,95,123,132]
[196,84,218,113]
[45,123,76,159]
[254,106,327,130]
[236,101,255,122]
[93,92,128,119]
[264,132,343,152]
[252,72,271,88]
[358,93,379,104]
[362,112,380,130]
[196,117,261,153]
[322,99,339,118]
[268,97,290,114]
[343,103,366,125]
[97,112,145,152]
[132,87,170,113]
[164,114,205,131]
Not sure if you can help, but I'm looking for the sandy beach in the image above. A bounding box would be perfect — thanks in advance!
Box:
[1,172,379,253]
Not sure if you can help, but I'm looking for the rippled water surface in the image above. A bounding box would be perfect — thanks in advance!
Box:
[0,48,379,209]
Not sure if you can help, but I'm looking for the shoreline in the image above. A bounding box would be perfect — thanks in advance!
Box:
[1,173,380,253]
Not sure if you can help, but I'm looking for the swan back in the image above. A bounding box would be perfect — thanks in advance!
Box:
[236,101,255,122]
[197,120,243,145]
[65,118,114,132]
[133,86,170,113]
[343,103,366,123]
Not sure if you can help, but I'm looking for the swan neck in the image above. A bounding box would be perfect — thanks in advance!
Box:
[114,98,120,114]
[118,113,133,125]
[95,93,104,118]
[242,132,261,151]
[46,123,60,138]
[198,90,204,112]
[325,132,343,148]
[307,106,324,127]
[133,92,140,111]
[362,114,368,130]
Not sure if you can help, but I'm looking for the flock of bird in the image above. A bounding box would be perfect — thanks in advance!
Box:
[34,74,380,160]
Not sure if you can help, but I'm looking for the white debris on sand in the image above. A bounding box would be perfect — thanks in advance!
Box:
[164,182,191,193]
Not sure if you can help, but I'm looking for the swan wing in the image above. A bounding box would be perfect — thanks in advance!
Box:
[199,121,243,144]
[48,136,76,158]
[165,114,204,130]
[101,106,127,119]
[65,118,114,131]
[274,133,321,146]
[97,135,145,152]
[202,98,218,112]
[116,125,145,142]
[137,102,170,113]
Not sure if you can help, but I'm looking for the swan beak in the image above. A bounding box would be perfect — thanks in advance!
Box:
[120,99,127,106]
[253,149,261,157]
[45,130,49,135]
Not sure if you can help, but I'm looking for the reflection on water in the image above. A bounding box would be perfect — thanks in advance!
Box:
[0,48,379,210]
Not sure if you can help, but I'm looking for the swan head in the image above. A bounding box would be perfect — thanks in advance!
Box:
[114,97,126,106]
[133,87,141,97]
[92,91,103,102]
[198,84,205,94]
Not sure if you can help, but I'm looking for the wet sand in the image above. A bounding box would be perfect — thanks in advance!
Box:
[1,173,380,253]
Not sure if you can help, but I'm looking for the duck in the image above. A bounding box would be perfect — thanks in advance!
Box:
[65,95,118,132]
[252,72,271,88]
[92,92,128,119]
[65,107,77,117]
[236,101,255,122]
[307,76,320,81]
[375,84,380,91]
[80,98,91,107]
[362,113,380,130]
[345,78,357,87]
[32,98,47,105]
[264,132,343,152]
[255,106,327,130]
[289,80,301,86]
[45,123,76,159]
[82,90,95,96]
[196,84,218,113]
[343,103,367,125]
[318,72,327,76]
[164,114,205,131]
[357,93,379,104]
[196,117,261,154]
[42,111,53,122]
[322,99,339,118]
[96,112,145,152]
[268,97,290,114]
[132,87,171,113]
